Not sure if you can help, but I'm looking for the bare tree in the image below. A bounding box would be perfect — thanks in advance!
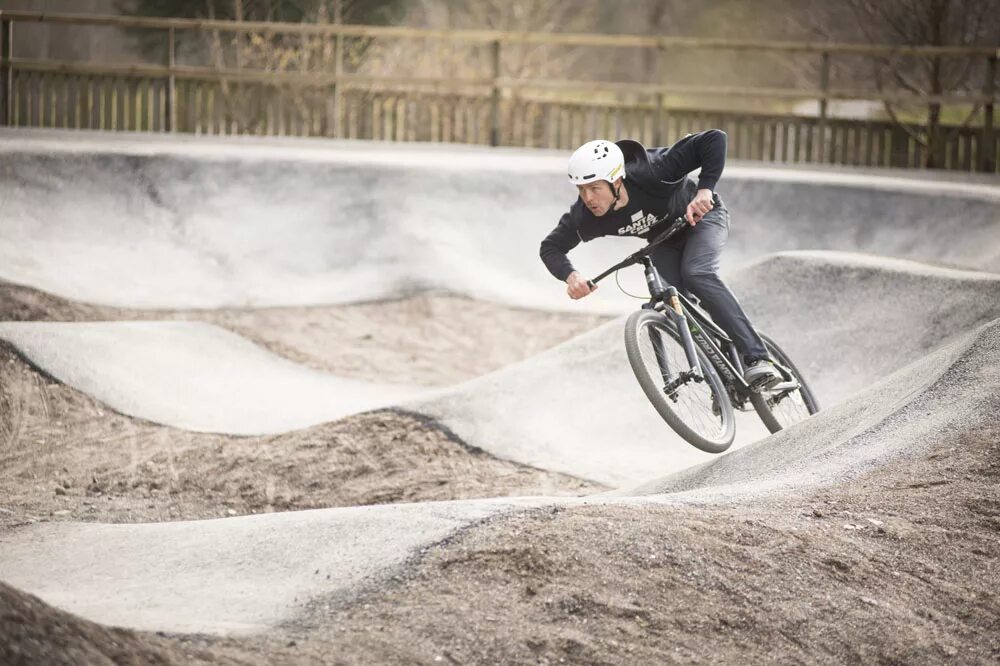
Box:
[402,0,593,81]
[195,0,393,133]
[846,0,999,167]
[121,0,404,133]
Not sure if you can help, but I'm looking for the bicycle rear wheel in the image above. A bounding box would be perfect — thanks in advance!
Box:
[624,309,735,453]
[749,332,820,434]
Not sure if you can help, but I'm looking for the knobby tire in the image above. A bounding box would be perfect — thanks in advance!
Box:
[749,332,820,433]
[624,309,736,454]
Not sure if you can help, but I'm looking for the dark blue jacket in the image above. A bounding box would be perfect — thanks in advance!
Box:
[540,130,727,281]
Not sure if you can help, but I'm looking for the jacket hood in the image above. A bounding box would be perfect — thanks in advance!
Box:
[616,139,651,173]
[615,138,689,187]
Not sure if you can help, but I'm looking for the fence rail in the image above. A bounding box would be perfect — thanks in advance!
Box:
[0,10,996,172]
[2,9,998,55]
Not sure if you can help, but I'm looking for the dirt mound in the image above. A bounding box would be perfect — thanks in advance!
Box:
[0,281,610,387]
[0,344,601,531]
[6,422,998,662]
[235,426,998,665]
[0,581,233,666]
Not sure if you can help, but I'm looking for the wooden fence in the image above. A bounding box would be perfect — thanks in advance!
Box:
[1,10,997,172]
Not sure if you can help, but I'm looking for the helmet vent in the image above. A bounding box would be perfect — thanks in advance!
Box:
[567,140,625,185]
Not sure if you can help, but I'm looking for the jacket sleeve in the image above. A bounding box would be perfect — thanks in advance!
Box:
[650,129,727,192]
[539,205,585,282]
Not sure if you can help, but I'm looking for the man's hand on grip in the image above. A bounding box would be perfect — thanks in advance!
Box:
[566,271,596,300]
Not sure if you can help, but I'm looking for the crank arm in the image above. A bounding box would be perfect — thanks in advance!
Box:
[766,380,799,392]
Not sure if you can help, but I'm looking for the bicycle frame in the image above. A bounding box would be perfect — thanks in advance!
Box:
[587,213,800,404]
[640,257,799,403]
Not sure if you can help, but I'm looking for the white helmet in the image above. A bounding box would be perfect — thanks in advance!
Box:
[567,140,626,185]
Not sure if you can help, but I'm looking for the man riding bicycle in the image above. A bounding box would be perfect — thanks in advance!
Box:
[539,130,780,388]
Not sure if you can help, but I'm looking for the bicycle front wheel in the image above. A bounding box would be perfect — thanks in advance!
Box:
[624,309,735,453]
[749,332,820,434]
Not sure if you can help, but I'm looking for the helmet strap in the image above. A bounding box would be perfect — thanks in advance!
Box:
[609,180,621,210]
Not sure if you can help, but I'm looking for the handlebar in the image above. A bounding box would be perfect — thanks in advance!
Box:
[587,215,689,287]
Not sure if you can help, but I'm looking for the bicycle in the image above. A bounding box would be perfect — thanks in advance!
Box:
[589,215,820,453]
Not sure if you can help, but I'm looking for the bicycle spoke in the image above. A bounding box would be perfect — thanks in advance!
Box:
[759,370,812,427]
[637,320,726,441]
[767,389,810,426]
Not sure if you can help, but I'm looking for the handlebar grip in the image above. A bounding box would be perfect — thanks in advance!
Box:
[587,280,596,289]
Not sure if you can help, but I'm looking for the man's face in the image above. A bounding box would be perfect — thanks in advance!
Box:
[576,179,617,216]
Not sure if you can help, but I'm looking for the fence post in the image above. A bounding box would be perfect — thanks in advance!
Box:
[817,51,830,163]
[489,38,501,147]
[1,17,12,127]
[654,92,665,146]
[982,54,997,173]
[653,43,668,146]
[889,124,910,168]
[165,26,176,132]
[331,1,343,138]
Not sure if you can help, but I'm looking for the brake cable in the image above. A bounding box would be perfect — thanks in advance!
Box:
[614,269,648,300]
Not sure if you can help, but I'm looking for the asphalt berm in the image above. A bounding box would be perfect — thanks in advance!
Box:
[1,130,998,664]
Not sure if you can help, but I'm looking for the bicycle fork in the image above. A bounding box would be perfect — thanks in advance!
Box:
[642,258,702,384]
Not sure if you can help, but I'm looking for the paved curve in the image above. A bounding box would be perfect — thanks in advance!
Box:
[2,251,997,484]
[2,129,998,314]
[0,318,996,634]
[0,321,419,435]
[0,130,998,637]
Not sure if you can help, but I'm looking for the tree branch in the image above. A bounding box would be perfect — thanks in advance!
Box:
[883,101,928,146]
[887,57,929,95]
[944,103,983,140]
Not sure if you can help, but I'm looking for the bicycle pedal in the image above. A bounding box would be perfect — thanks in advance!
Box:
[774,364,794,382]
[749,375,782,393]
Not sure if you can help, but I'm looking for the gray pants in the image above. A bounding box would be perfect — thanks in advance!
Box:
[650,204,769,361]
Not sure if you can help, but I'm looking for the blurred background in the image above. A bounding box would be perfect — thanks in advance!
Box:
[1,0,997,171]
